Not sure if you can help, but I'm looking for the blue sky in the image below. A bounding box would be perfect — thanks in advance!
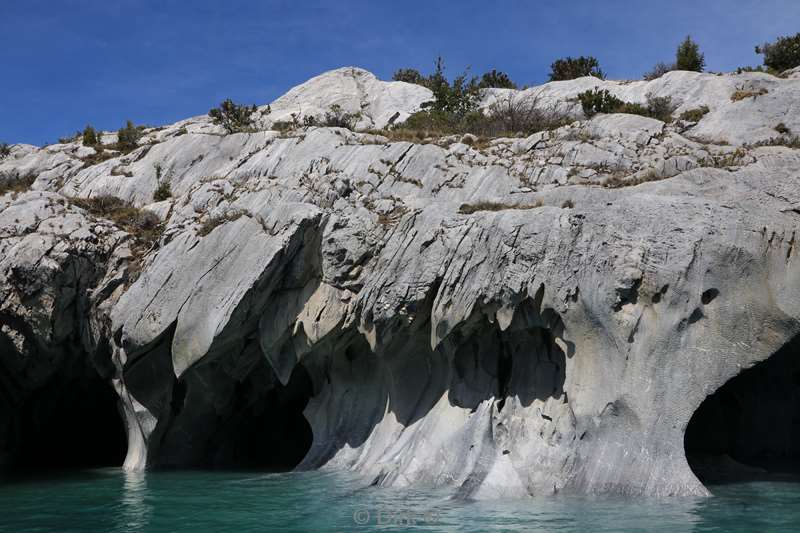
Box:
[2,0,799,145]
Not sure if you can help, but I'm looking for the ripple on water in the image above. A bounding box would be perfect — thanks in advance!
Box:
[1,470,800,532]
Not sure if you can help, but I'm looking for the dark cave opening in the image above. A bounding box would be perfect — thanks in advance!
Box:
[685,334,800,485]
[158,357,314,472]
[206,363,314,471]
[7,365,127,474]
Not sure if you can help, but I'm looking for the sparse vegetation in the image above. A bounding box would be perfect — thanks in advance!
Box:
[644,62,674,81]
[152,163,172,201]
[775,123,791,135]
[756,32,800,73]
[392,68,425,85]
[549,56,605,81]
[0,171,36,196]
[0,143,10,159]
[735,65,778,76]
[479,69,517,89]
[79,145,118,167]
[208,99,258,133]
[70,195,162,249]
[393,91,570,140]
[701,148,749,168]
[577,89,675,122]
[153,181,172,202]
[675,36,705,72]
[561,199,575,209]
[110,165,133,177]
[577,89,624,117]
[321,104,362,130]
[644,36,704,79]
[198,209,247,237]
[730,87,768,102]
[58,131,81,144]
[603,169,662,188]
[117,120,142,152]
[458,199,543,214]
[750,136,800,149]
[679,106,710,122]
[82,125,99,146]
[393,61,517,91]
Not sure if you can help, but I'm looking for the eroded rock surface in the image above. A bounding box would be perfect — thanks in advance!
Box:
[1,67,800,497]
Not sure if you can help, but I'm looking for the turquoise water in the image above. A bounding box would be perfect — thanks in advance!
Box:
[1,469,799,532]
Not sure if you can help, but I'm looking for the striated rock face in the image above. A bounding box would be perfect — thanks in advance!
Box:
[2,66,800,497]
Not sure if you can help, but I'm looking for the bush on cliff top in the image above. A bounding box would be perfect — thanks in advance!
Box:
[209,99,258,133]
[756,32,800,73]
[675,36,705,72]
[116,120,142,153]
[82,125,99,146]
[577,89,675,122]
[548,56,605,81]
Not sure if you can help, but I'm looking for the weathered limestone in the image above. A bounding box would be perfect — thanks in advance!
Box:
[1,67,800,497]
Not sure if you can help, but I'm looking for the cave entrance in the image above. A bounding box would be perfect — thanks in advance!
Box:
[157,357,314,472]
[8,360,127,474]
[205,363,314,471]
[685,334,800,485]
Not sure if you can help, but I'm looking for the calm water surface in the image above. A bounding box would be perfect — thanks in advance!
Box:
[0,469,799,532]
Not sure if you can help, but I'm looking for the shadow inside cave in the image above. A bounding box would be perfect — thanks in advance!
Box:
[296,294,570,469]
[0,348,127,476]
[153,353,314,472]
[685,334,800,485]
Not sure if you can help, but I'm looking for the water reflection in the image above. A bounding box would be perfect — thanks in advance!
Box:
[114,470,152,533]
[1,469,800,532]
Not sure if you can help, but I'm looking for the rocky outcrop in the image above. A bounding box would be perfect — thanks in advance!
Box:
[1,66,800,497]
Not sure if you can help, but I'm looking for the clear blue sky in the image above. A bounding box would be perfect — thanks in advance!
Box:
[2,0,799,145]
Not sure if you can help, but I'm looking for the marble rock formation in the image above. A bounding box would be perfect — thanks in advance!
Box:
[1,66,800,497]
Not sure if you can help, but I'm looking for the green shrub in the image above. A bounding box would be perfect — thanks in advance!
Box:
[756,33,800,72]
[82,125,99,146]
[393,93,570,140]
[423,58,481,117]
[0,143,10,159]
[208,99,257,133]
[153,181,171,202]
[322,104,362,130]
[392,68,425,85]
[679,106,710,122]
[117,120,142,152]
[152,163,172,201]
[479,69,517,89]
[578,89,675,121]
[549,56,604,81]
[578,89,624,117]
[675,36,705,72]
[644,94,677,122]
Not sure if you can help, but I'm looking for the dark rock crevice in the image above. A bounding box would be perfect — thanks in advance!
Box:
[0,346,127,474]
[685,333,800,485]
